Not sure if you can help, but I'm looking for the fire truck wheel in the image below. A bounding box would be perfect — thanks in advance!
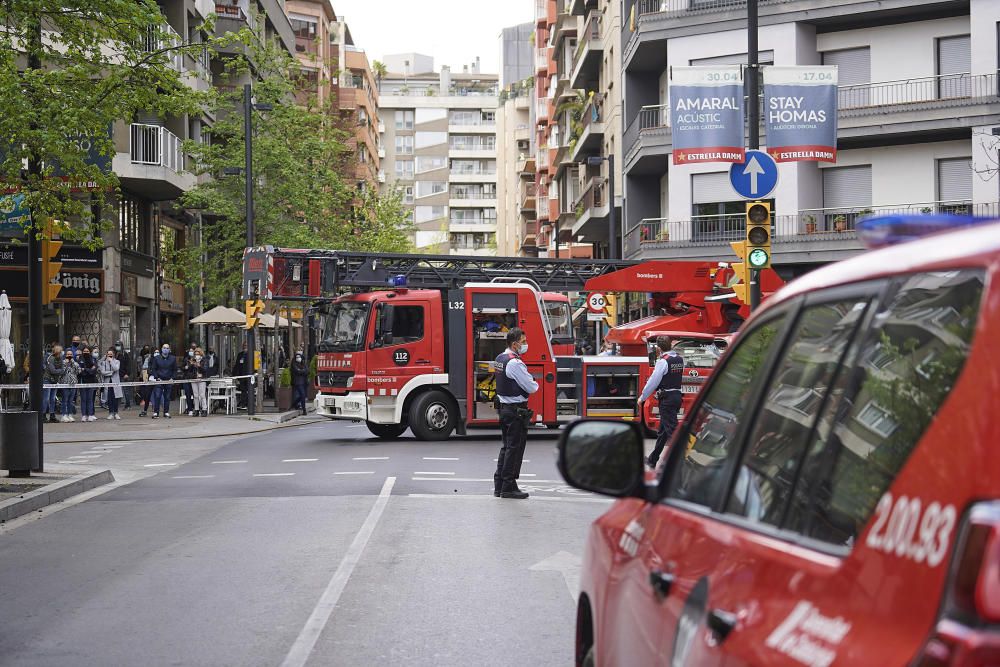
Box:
[409,390,457,441]
[366,421,408,440]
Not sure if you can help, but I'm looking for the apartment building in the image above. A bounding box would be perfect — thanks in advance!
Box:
[378,56,500,255]
[496,81,536,256]
[0,1,295,359]
[621,0,1000,277]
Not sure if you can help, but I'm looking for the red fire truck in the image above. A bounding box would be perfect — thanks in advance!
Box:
[241,249,776,440]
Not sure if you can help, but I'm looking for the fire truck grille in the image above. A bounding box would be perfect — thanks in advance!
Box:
[318,371,353,388]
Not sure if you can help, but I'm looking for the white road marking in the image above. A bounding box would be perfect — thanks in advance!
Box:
[352,456,389,461]
[143,463,177,468]
[407,493,612,504]
[211,460,248,464]
[345,424,365,428]
[172,475,216,479]
[253,473,295,477]
[334,471,374,475]
[520,473,537,477]
[530,551,582,600]
[100,445,126,449]
[493,459,530,463]
[281,477,396,667]
[413,472,455,476]
[422,457,459,461]
[68,455,102,459]
[57,460,86,464]
[412,477,564,483]
[282,458,319,463]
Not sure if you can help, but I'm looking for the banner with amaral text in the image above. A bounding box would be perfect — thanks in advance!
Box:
[764,66,838,163]
[669,66,745,165]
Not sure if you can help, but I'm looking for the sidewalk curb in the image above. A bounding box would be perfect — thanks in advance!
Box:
[0,470,115,523]
[44,415,327,445]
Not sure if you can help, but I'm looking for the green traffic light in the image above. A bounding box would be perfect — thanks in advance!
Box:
[748,247,770,268]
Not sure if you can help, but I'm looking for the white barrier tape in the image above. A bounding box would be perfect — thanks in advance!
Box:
[0,375,257,391]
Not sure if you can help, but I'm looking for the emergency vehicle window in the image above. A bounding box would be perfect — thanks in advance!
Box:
[390,306,425,345]
[723,298,870,527]
[662,315,788,509]
[787,270,984,547]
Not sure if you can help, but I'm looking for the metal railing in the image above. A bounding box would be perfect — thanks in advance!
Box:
[576,177,607,215]
[141,24,184,72]
[451,190,497,201]
[536,46,549,71]
[214,3,247,20]
[537,98,549,119]
[450,167,497,176]
[520,181,538,203]
[839,72,999,111]
[536,0,548,20]
[627,201,998,249]
[581,94,604,133]
[449,138,497,151]
[129,124,183,171]
[575,10,602,64]
[637,0,789,18]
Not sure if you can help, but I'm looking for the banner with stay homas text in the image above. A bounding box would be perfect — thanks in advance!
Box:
[669,66,745,165]
[764,66,838,163]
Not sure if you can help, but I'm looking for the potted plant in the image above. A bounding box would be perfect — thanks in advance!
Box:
[658,230,670,242]
[307,355,318,400]
[804,214,817,234]
[833,214,848,232]
[276,366,293,411]
[920,206,933,214]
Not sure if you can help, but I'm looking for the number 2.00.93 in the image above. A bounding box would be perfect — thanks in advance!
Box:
[865,493,957,568]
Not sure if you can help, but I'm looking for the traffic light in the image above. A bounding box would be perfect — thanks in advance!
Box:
[729,241,750,305]
[41,236,63,305]
[245,299,264,328]
[604,293,618,327]
[745,201,772,270]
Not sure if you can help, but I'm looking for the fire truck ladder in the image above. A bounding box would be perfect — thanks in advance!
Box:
[304,250,635,293]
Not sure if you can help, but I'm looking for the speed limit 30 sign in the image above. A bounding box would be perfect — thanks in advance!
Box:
[587,292,607,313]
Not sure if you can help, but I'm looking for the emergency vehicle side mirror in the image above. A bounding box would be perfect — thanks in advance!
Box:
[557,420,646,499]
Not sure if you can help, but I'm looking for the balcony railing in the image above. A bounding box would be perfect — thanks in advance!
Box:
[636,0,789,18]
[574,10,602,63]
[627,201,996,249]
[450,217,497,226]
[451,191,496,201]
[141,23,184,72]
[839,72,1000,111]
[450,139,497,151]
[581,94,604,133]
[215,3,247,20]
[576,177,607,215]
[520,181,538,208]
[536,0,548,20]
[129,123,183,171]
[450,167,497,176]
[536,47,549,71]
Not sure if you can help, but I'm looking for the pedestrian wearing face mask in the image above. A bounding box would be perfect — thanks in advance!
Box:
[78,346,98,421]
[114,341,132,410]
[189,347,209,417]
[59,348,81,422]
[290,351,309,416]
[42,344,66,423]
[492,327,539,500]
[149,343,177,418]
[98,347,123,420]
[182,341,198,414]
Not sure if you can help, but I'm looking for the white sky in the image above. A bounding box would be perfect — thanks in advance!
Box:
[332,0,534,74]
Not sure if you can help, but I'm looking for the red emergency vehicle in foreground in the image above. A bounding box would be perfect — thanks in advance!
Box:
[558,217,1000,666]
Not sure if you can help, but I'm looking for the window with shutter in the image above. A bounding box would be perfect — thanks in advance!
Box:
[937,35,971,98]
[822,165,872,232]
[937,158,972,211]
[823,47,871,109]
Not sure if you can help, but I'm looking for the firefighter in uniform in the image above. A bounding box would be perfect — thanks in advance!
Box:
[493,327,539,499]
[638,335,685,468]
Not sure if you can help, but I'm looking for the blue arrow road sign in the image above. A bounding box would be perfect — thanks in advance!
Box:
[730,150,778,199]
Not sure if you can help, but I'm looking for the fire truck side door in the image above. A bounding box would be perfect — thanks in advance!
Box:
[367,300,434,395]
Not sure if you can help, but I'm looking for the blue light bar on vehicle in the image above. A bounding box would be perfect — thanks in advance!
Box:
[856,214,997,249]
[388,274,407,287]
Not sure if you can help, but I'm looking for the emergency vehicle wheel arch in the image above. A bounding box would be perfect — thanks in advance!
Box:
[393,374,450,424]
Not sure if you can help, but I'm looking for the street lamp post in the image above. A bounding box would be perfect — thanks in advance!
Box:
[241,83,272,416]
[586,154,617,260]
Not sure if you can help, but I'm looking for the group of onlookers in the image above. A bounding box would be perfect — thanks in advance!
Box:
[32,337,221,423]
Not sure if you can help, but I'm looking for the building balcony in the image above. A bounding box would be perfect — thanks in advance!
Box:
[571,95,605,163]
[113,123,194,200]
[569,0,597,15]
[520,181,538,213]
[536,97,550,123]
[552,6,576,48]
[623,200,995,261]
[450,170,498,184]
[377,170,386,183]
[517,153,537,175]
[449,196,498,209]
[213,4,250,52]
[536,0,548,26]
[570,10,602,91]
[572,176,609,238]
[448,123,496,134]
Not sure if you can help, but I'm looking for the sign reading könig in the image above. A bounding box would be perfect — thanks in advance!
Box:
[764,66,839,163]
[669,66,745,166]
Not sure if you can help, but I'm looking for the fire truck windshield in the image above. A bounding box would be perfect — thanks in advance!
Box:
[318,302,370,352]
[543,300,573,340]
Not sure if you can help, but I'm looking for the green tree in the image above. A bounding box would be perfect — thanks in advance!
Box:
[176,34,412,304]
[0,1,216,244]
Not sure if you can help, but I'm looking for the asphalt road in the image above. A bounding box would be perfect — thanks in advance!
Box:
[0,420,613,667]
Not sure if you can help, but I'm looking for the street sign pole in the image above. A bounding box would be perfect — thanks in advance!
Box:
[747,0,762,310]
[27,16,44,471]
[244,84,257,417]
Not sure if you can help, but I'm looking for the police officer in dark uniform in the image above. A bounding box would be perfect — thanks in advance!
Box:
[493,327,539,499]
[638,335,685,468]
